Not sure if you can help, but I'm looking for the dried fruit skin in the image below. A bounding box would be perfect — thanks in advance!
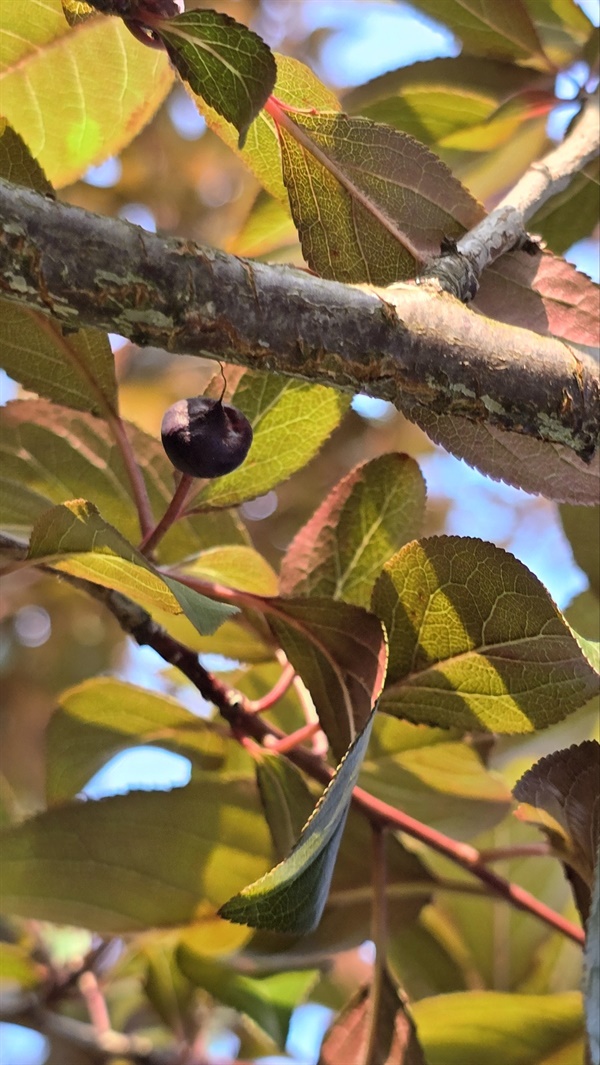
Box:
[161,396,253,478]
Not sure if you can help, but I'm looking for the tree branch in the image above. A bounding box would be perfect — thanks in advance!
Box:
[0,178,597,462]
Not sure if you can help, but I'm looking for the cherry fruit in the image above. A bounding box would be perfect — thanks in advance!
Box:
[161,395,253,479]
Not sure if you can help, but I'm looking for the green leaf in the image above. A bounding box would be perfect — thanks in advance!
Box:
[530,158,600,254]
[0,119,53,193]
[263,595,387,759]
[0,942,44,991]
[0,780,272,932]
[256,754,315,861]
[0,399,246,561]
[155,10,275,147]
[435,818,578,992]
[514,740,600,891]
[412,991,584,1065]
[360,716,511,840]
[191,53,341,203]
[373,536,599,733]
[177,948,318,1047]
[522,0,594,68]
[228,191,299,260]
[178,545,278,597]
[47,678,229,803]
[0,306,118,418]
[560,505,600,598]
[345,57,552,148]
[585,846,600,1065]
[219,710,376,934]
[28,500,236,635]
[407,0,552,71]
[319,969,427,1065]
[272,106,483,284]
[280,454,426,608]
[194,372,350,509]
[0,0,174,187]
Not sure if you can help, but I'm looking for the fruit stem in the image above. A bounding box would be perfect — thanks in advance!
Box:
[139,473,194,556]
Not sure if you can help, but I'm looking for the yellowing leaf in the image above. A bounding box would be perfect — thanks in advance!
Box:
[28,500,235,635]
[412,991,584,1065]
[373,537,598,733]
[0,0,174,186]
[0,781,272,932]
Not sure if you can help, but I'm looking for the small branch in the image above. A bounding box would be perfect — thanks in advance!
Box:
[364,826,388,1065]
[264,720,321,754]
[477,843,551,862]
[139,472,194,555]
[108,412,155,539]
[78,970,111,1036]
[42,573,584,948]
[245,660,296,712]
[424,92,600,298]
[0,178,597,463]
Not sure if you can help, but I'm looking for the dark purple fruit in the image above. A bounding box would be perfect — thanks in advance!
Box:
[161,396,253,479]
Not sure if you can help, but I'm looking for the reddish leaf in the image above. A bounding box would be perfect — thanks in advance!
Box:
[319,969,427,1065]
[264,596,388,759]
[475,249,599,347]
[403,403,600,505]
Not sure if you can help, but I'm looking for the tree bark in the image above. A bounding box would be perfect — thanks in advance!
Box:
[0,177,598,460]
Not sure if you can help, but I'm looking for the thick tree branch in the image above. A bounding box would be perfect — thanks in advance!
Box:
[0,178,597,461]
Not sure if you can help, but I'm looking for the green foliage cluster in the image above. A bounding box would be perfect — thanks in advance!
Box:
[0,1,598,1063]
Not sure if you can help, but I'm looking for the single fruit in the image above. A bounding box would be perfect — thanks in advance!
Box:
[161,396,253,478]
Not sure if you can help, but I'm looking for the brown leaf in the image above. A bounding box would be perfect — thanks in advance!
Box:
[319,968,427,1065]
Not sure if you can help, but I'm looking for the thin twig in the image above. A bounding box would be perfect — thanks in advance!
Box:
[108,412,155,539]
[139,473,194,555]
[245,660,296,712]
[364,826,388,1065]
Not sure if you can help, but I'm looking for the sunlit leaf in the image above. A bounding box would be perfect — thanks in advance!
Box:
[177,947,318,1046]
[345,57,552,148]
[194,373,350,509]
[360,716,511,839]
[228,191,299,260]
[0,780,272,932]
[407,0,551,71]
[28,500,236,635]
[522,0,594,68]
[280,454,426,608]
[0,0,174,186]
[155,10,275,147]
[272,107,483,285]
[220,711,376,934]
[585,847,600,1065]
[373,537,598,732]
[61,0,97,26]
[256,753,315,861]
[319,969,426,1065]
[513,740,600,890]
[413,990,584,1064]
[191,53,340,203]
[178,545,278,597]
[47,678,229,803]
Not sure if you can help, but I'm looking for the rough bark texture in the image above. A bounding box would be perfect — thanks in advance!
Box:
[0,178,598,459]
